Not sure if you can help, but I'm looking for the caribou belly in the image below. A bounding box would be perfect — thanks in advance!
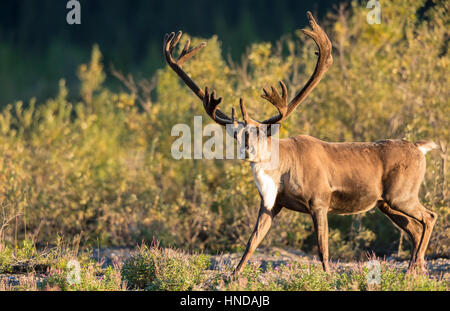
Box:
[329,188,380,215]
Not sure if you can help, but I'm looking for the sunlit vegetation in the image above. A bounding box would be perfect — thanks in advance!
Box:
[0,241,447,291]
[0,1,448,265]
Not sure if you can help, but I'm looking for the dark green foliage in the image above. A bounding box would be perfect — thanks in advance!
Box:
[0,0,343,105]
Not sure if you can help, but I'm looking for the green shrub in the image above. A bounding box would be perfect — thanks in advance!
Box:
[121,244,210,290]
[0,239,48,274]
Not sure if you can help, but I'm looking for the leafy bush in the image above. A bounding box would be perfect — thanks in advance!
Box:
[121,243,210,290]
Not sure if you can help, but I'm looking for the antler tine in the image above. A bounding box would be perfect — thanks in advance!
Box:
[170,31,183,55]
[178,40,207,67]
[178,39,191,62]
[231,107,237,124]
[163,32,176,61]
[210,89,222,120]
[239,98,249,124]
[239,98,259,125]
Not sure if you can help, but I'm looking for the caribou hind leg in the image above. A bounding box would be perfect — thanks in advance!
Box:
[412,204,437,271]
[381,199,437,272]
[377,201,423,270]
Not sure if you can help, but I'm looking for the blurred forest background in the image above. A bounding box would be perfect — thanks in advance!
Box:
[0,0,448,261]
[0,0,339,105]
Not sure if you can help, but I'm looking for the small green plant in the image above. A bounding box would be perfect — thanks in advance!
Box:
[379,268,447,291]
[0,239,49,274]
[38,263,124,291]
[38,249,124,291]
[0,243,13,273]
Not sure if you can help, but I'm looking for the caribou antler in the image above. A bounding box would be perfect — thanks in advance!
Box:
[242,11,333,126]
[163,31,234,125]
[164,12,333,135]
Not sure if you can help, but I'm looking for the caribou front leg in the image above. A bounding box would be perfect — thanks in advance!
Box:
[310,207,330,272]
[233,202,281,276]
